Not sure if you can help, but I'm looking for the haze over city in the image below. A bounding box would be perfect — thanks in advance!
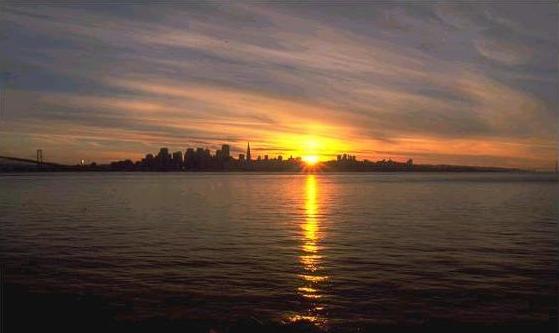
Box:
[0,2,557,169]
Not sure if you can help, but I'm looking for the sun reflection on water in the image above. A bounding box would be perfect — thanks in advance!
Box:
[289,175,328,327]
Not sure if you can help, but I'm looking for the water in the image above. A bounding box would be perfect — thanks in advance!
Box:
[1,172,557,331]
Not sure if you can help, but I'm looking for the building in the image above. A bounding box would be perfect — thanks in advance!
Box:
[172,151,183,162]
[184,148,195,168]
[221,144,230,160]
[159,147,169,159]
[158,147,170,169]
[246,142,251,161]
[172,151,183,169]
[195,148,206,168]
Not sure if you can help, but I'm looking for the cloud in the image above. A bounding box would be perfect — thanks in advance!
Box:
[0,2,556,169]
[474,37,532,65]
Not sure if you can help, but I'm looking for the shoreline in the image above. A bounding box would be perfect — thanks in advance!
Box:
[0,168,537,174]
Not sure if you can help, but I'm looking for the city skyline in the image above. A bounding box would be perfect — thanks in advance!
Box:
[109,142,363,170]
[99,142,522,172]
[0,2,557,170]
[2,139,538,173]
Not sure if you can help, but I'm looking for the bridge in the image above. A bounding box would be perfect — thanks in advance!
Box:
[0,155,70,170]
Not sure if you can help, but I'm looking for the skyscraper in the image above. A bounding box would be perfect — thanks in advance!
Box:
[221,144,230,160]
[158,147,170,170]
[246,142,251,161]
[184,148,195,169]
[172,151,183,170]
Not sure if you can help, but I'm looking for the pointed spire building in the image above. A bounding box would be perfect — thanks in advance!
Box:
[246,142,251,161]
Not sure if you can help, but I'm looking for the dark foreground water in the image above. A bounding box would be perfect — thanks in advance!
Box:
[1,172,557,332]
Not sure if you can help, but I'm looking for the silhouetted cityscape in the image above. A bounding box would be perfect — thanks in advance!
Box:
[0,142,528,172]
[110,143,308,171]
[98,142,519,172]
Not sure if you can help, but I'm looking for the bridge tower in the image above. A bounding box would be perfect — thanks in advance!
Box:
[1,72,13,122]
[36,149,43,167]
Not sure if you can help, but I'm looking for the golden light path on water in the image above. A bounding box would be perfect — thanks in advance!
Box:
[289,175,328,326]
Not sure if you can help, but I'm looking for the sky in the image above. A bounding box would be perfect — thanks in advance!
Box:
[0,1,557,169]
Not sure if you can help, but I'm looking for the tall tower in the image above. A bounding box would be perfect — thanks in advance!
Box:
[1,72,13,122]
[221,144,230,160]
[36,149,43,167]
[246,142,251,161]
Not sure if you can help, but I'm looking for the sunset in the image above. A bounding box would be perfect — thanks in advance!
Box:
[1,2,557,169]
[1,2,557,333]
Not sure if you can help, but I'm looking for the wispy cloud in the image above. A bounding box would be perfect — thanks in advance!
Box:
[0,2,556,168]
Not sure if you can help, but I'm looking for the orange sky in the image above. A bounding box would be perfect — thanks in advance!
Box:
[0,3,557,170]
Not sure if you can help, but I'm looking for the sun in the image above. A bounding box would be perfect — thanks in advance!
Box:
[303,155,319,166]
